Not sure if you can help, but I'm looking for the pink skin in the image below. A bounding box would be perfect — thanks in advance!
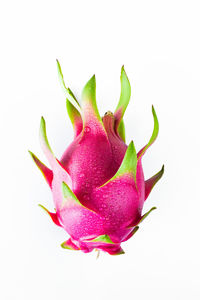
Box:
[47,112,145,255]
[36,112,156,255]
[30,67,163,255]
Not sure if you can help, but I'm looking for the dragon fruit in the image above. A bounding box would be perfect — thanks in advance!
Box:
[29,60,164,255]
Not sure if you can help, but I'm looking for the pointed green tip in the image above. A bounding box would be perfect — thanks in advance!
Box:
[138,105,159,159]
[28,150,34,158]
[121,65,129,80]
[151,206,157,211]
[62,181,72,198]
[152,105,157,119]
[82,74,96,95]
[82,74,96,100]
[60,241,71,249]
[115,66,131,121]
[62,181,68,198]
[60,241,69,249]
[39,116,46,140]
[56,60,81,114]
[113,249,125,255]
[39,116,54,155]
[121,64,127,76]
[38,203,45,209]
[60,241,66,249]
[126,140,133,153]
[60,241,74,250]
[61,181,82,207]
[150,105,159,144]
[38,204,49,214]
[89,74,96,89]
[100,140,137,188]
[159,165,165,179]
[129,140,134,149]
[56,59,61,72]
[81,74,103,124]
[152,105,159,131]
[119,140,137,178]
[40,116,45,128]
[28,150,38,163]
[56,59,64,82]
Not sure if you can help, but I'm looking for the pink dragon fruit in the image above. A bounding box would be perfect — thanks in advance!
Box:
[29,60,164,255]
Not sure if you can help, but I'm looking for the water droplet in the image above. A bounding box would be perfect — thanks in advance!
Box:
[80,173,85,178]
[84,126,91,133]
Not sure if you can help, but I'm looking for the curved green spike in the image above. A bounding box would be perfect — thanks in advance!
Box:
[87,235,114,244]
[39,116,59,170]
[145,165,164,200]
[61,241,74,250]
[114,66,131,126]
[56,60,82,135]
[61,181,83,208]
[39,118,71,183]
[56,59,81,114]
[39,117,53,154]
[38,204,61,227]
[114,248,125,255]
[113,141,137,180]
[61,182,97,213]
[138,106,159,159]
[82,74,96,109]
[138,207,157,224]
[66,97,83,137]
[81,75,105,129]
[100,141,137,188]
[28,150,53,187]
[117,119,126,142]
[61,239,79,250]
[130,225,139,236]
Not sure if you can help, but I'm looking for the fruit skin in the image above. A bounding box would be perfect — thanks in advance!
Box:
[29,61,164,255]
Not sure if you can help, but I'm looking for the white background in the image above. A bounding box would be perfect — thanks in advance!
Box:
[0,0,200,299]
